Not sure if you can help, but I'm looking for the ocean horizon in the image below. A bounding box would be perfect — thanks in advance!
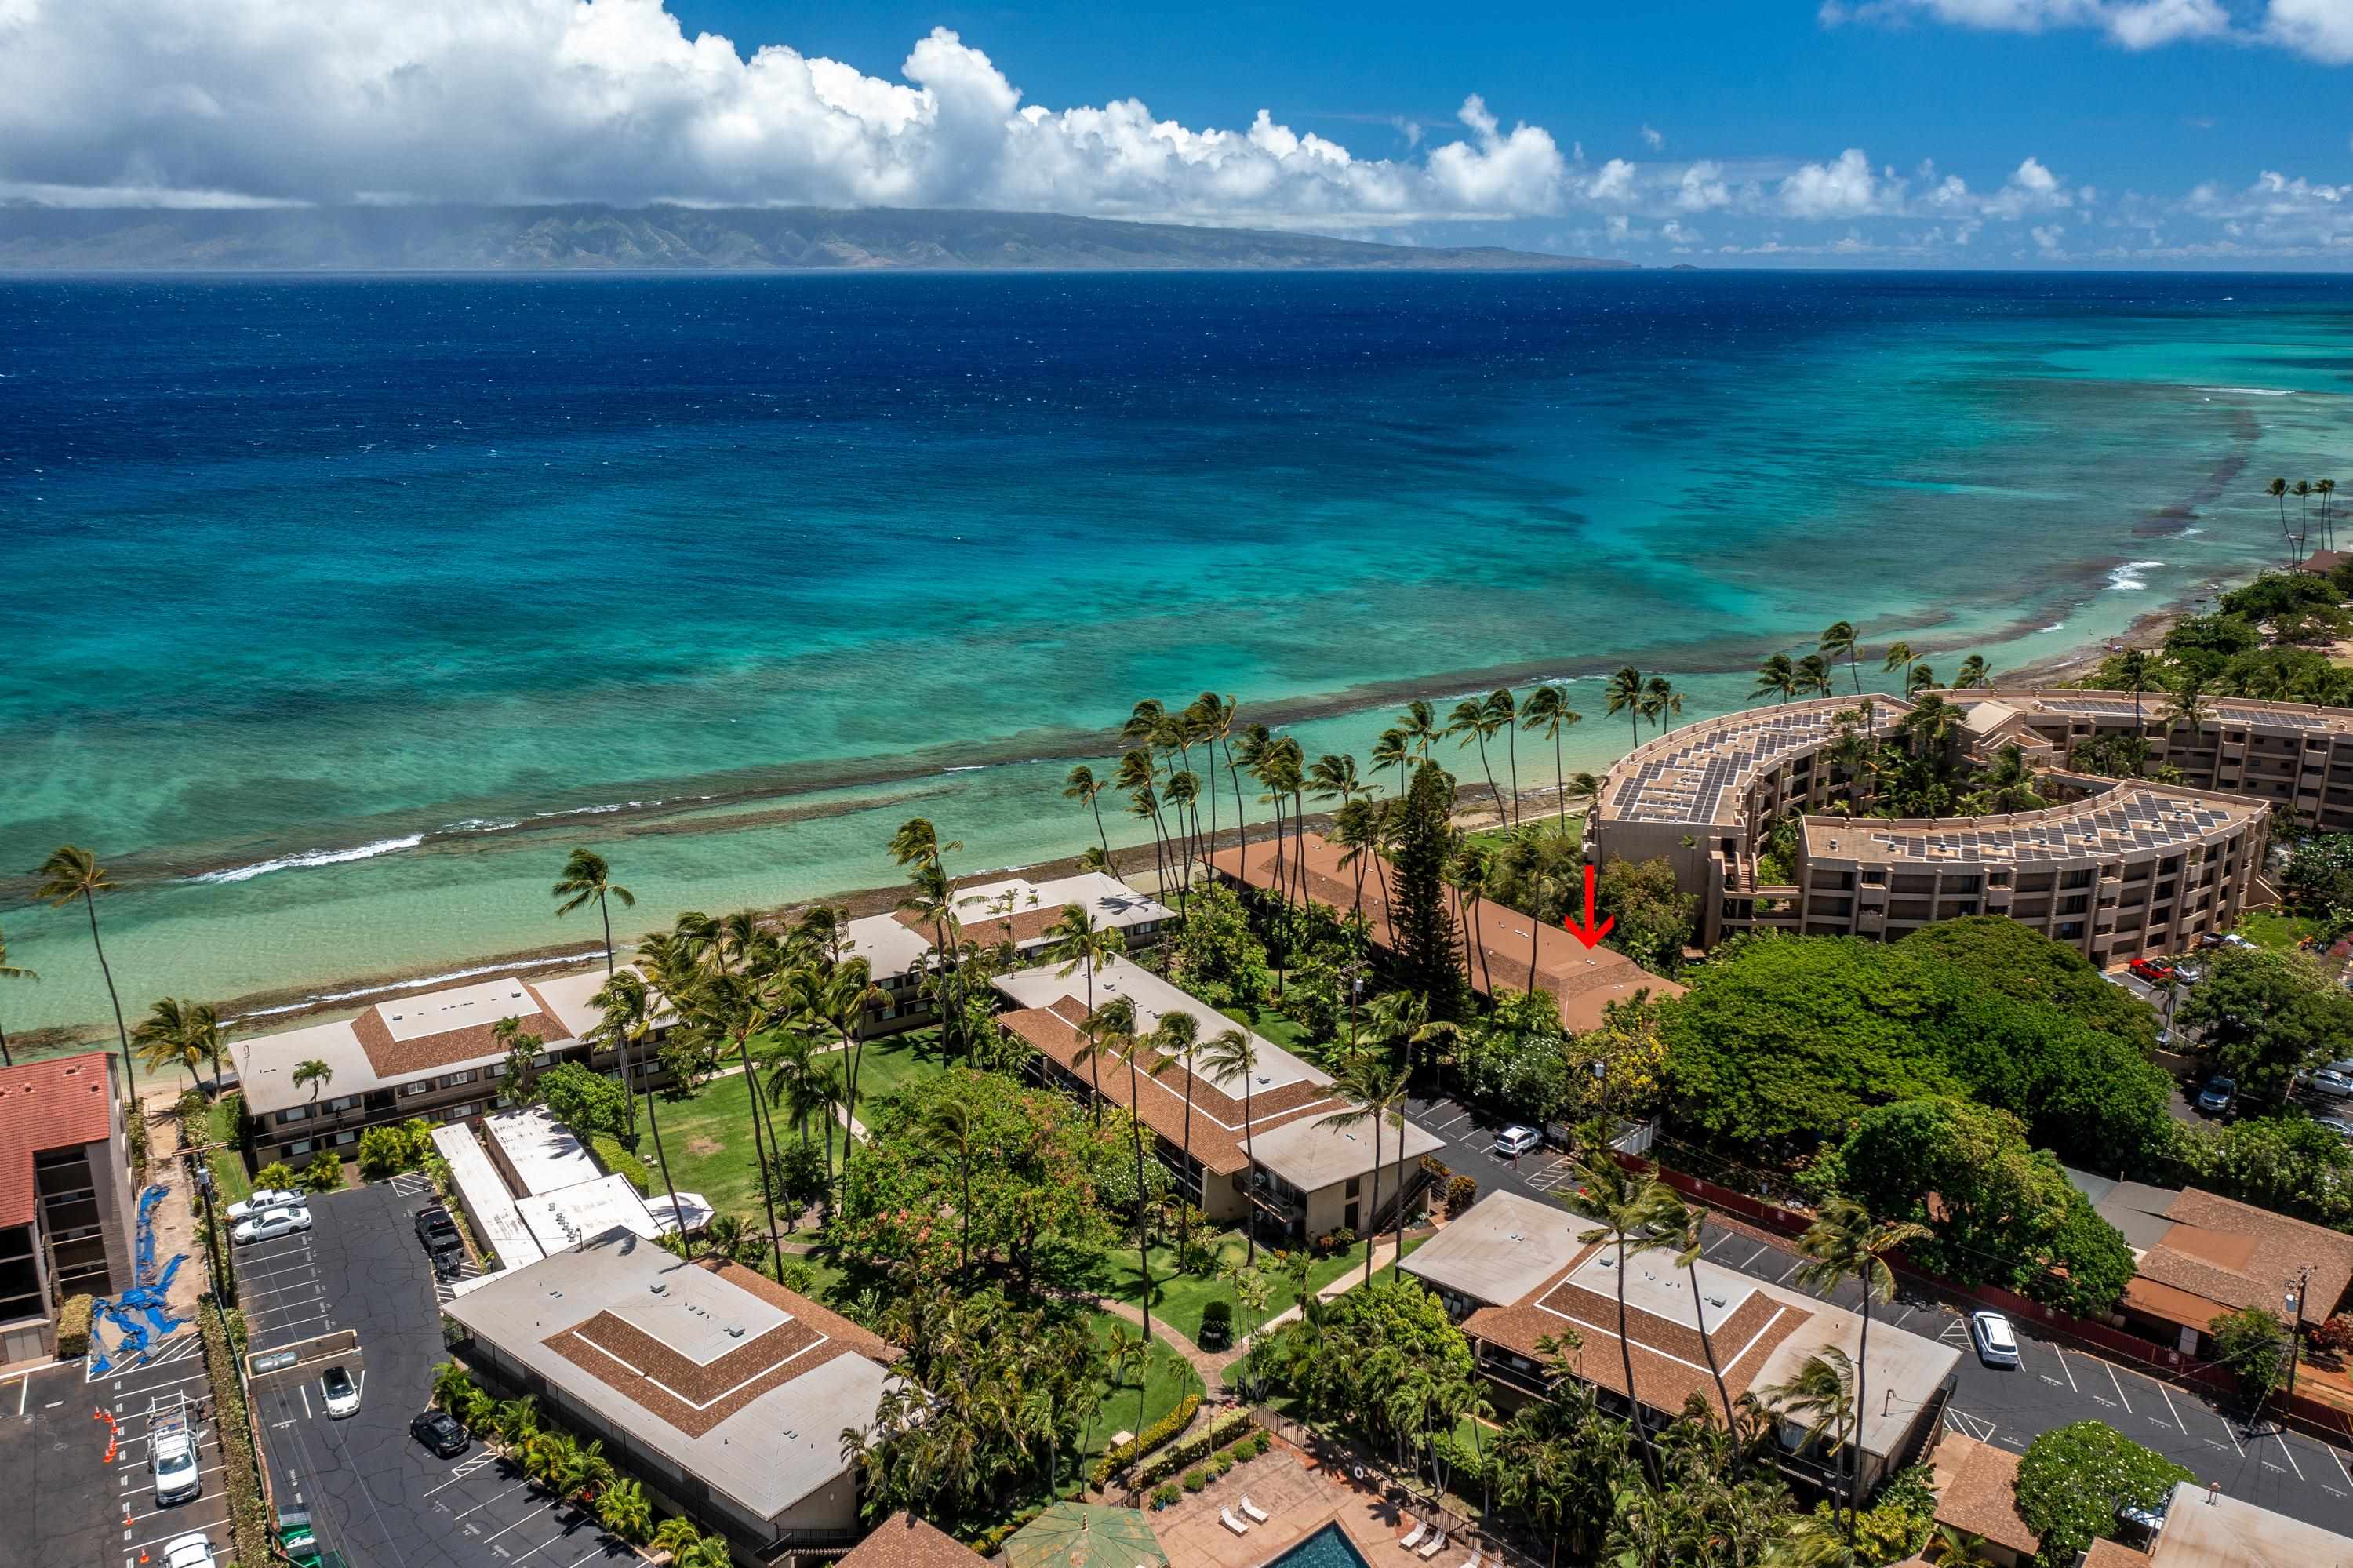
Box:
[5,268,2344,1042]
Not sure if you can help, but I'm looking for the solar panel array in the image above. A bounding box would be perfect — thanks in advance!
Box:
[1851,787,2245,865]
[2028,696,2336,732]
[1608,703,1878,826]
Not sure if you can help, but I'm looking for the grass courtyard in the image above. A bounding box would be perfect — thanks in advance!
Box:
[1093,1228,1429,1347]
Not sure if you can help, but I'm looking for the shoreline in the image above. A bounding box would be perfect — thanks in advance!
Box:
[5,561,2249,1061]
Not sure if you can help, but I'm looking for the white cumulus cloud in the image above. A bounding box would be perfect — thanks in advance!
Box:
[1822,0,2353,60]
[1777,148,1897,218]
[0,0,1567,223]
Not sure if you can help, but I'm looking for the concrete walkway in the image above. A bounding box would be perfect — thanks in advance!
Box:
[1093,1296,1224,1388]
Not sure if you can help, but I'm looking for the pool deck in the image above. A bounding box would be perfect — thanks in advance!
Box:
[1149,1448,1489,1568]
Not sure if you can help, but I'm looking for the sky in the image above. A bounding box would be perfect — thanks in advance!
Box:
[3,0,2352,266]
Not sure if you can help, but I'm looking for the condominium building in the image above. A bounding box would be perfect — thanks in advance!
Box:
[0,1052,133,1360]
[993,956,1442,1243]
[1592,689,2301,962]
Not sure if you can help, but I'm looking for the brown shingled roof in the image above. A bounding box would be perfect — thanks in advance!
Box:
[996,1005,1340,1177]
[351,979,569,1080]
[1208,833,1682,1031]
[834,1513,983,1568]
[1927,1434,2041,1557]
[2128,1188,2353,1331]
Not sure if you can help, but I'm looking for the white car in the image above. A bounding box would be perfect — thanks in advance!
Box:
[1970,1310,2020,1368]
[2310,1069,2353,1100]
[319,1365,360,1419]
[2316,1116,2353,1143]
[161,1533,217,1568]
[1493,1126,1543,1158]
[231,1205,311,1245]
[224,1187,302,1222]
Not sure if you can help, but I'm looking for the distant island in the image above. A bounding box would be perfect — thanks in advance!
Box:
[0,204,1627,273]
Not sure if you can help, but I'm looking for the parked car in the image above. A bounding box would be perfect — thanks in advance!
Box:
[1493,1126,1543,1158]
[162,1533,218,1568]
[319,1366,360,1419]
[2129,958,2177,984]
[2308,1068,2353,1099]
[2196,1076,2238,1116]
[2173,962,2206,985]
[1969,1310,2020,1368]
[413,1204,459,1246]
[2117,1494,2170,1542]
[225,1187,303,1222]
[410,1410,468,1458]
[231,1205,312,1245]
[2315,1116,2353,1143]
[2222,933,2259,951]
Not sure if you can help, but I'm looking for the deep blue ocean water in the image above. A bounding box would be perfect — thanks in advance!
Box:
[4,270,2348,1032]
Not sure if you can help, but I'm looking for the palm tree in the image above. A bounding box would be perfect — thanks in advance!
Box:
[1321,1047,1413,1282]
[1483,688,1523,825]
[1446,842,1496,1000]
[1955,654,1989,689]
[1097,995,1158,1353]
[1398,699,1443,762]
[293,1059,333,1101]
[1605,667,1645,749]
[36,846,133,1095]
[1519,686,1584,824]
[1661,1198,1735,1428]
[649,1517,701,1560]
[1793,655,1835,700]
[1925,1526,1999,1568]
[1148,1010,1202,1261]
[1194,1032,1262,1269]
[595,1478,653,1544]
[1571,1150,1681,1483]
[595,968,689,1256]
[2271,477,2294,565]
[551,848,635,977]
[1820,620,1863,695]
[1569,769,1606,824]
[0,930,33,1068]
[2162,680,2213,751]
[1881,640,1917,695]
[1045,904,1125,1126]
[1907,661,1937,697]
[1063,764,1112,860]
[1370,727,1411,799]
[132,999,210,1093]
[431,1360,476,1413]
[920,1097,977,1281]
[1639,675,1684,733]
[2118,646,2153,737]
[1795,1195,1932,1544]
[1966,744,2047,816]
[1762,1348,1859,1512]
[1752,653,1798,705]
[493,1393,542,1446]
[2322,478,2338,553]
[2297,479,2315,562]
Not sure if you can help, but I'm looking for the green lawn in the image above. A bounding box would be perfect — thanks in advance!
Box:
[845,1026,949,1112]
[1080,1311,1203,1458]
[1463,815,1584,853]
[2238,910,2324,951]
[1096,1228,1427,1346]
[1215,1002,1318,1057]
[206,1096,251,1206]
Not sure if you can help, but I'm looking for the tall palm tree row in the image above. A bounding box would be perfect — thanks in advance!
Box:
[1518,686,1584,824]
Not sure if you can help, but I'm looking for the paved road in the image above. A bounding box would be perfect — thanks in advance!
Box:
[241,1176,635,1568]
[1405,1089,2353,1538]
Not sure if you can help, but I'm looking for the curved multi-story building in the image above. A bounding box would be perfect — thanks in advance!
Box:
[1590,688,2353,962]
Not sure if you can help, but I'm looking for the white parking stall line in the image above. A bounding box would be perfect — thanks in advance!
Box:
[2105,1362,2132,1415]
[260,1310,332,1339]
[427,1455,503,1496]
[2274,1432,2306,1481]
[1776,1258,1803,1284]
[251,1296,325,1324]
[562,1546,618,1568]
[2328,1444,2353,1495]
[123,1522,232,1555]
[482,1508,557,1546]
[1890,1306,1917,1328]
[1701,1229,1742,1255]
[511,1519,597,1562]
[2053,1345,2081,1394]
[242,1274,322,1301]
[449,1481,536,1521]
[2155,1381,2187,1434]
[1739,1245,1770,1270]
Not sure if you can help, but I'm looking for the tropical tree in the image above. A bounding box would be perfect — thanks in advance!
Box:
[1752,653,1798,705]
[2271,476,2295,566]
[1045,903,1126,1126]
[1966,744,2048,816]
[551,848,635,976]
[1820,620,1863,696]
[595,1477,653,1543]
[1571,1149,1682,1483]
[131,1000,209,1093]
[2162,680,2212,748]
[1606,667,1646,748]
[1484,688,1524,825]
[919,1096,978,1281]
[1371,727,1412,799]
[595,967,689,1254]
[1640,675,1684,732]
[1520,686,1584,825]
[36,846,133,1094]
[1955,654,1989,689]
[1322,1046,1413,1282]
[649,1517,702,1559]
[1662,1197,1736,1428]
[1147,1009,1203,1261]
[0,930,32,1069]
[1200,1026,1261,1262]
[2321,477,2338,553]
[1761,1348,1858,1507]
[1398,698,1444,762]
[1063,763,1112,860]
[1794,654,1835,700]
[1882,640,1917,695]
[1569,769,1606,823]
[2118,646,2154,737]
[893,818,969,1059]
[1795,1197,1932,1544]
[292,1059,333,1101]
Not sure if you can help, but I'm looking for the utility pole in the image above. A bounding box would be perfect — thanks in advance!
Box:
[2284,1264,2311,1422]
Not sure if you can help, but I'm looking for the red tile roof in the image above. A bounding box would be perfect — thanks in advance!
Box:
[0,1053,116,1228]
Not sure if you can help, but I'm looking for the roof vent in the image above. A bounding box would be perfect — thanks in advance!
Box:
[649,1282,667,1295]
[726,1325,746,1339]
[1707,1294,1728,1308]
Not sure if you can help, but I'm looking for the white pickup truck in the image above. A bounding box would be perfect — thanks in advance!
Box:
[151,1395,202,1507]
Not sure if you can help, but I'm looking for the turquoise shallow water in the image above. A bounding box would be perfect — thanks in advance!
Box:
[3,271,2348,1037]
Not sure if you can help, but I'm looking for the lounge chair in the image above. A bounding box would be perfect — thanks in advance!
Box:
[1240,1496,1271,1524]
[1417,1532,1446,1561]
[1221,1508,1249,1536]
[1399,1523,1427,1550]
[1453,1555,1482,1568]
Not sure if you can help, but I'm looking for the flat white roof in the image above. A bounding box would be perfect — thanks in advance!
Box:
[516,1173,663,1257]
[844,911,934,979]
[2151,1480,2353,1566]
[231,1017,370,1115]
[430,1122,538,1271]
[1402,1191,1583,1305]
[994,956,1322,1097]
[483,1107,602,1197]
[380,977,543,1043]
[529,964,671,1039]
[1246,1105,1445,1192]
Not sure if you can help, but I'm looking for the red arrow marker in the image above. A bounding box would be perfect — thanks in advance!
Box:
[1563,863,1615,949]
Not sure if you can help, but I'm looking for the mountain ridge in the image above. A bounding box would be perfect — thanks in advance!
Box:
[0,204,1627,273]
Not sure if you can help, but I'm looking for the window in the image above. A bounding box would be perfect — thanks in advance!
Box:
[446,1070,474,1086]
[289,1140,315,1157]
[278,1106,310,1125]
[406,1082,431,1097]
[334,1130,358,1146]
[1345,1176,1361,1199]
[1860,869,1886,886]
[326,1096,356,1113]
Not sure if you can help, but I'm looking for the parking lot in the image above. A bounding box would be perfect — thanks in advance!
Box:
[242,1176,634,1568]
[1406,1090,2353,1538]
[0,1307,235,1568]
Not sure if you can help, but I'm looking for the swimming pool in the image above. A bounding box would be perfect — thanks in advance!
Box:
[1263,1523,1374,1568]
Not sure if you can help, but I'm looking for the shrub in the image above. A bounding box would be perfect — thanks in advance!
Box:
[1182,1468,1210,1493]
[253,1161,296,1195]
[2310,1312,2353,1355]
[591,1133,650,1195]
[1212,1453,1234,1476]
[1133,1407,1257,1486]
[2017,1421,2194,1567]
[200,1298,272,1566]
[965,1506,1046,1557]
[224,1309,249,1356]
[301,1148,345,1192]
[176,1087,211,1122]
[1198,1299,1234,1350]
[1446,1173,1479,1216]
[126,1101,149,1176]
[56,1294,93,1358]
[1151,1483,1180,1509]
[1249,1428,1271,1456]
[2211,1306,2291,1402]
[1092,1392,1202,1485]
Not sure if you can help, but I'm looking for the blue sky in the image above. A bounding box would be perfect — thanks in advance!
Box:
[5,0,2351,264]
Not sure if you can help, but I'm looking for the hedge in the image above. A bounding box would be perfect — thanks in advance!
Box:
[592,1134,651,1196]
[1091,1392,1202,1486]
[966,1503,1047,1556]
[1134,1408,1257,1487]
[200,1299,273,1567]
[56,1294,93,1358]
